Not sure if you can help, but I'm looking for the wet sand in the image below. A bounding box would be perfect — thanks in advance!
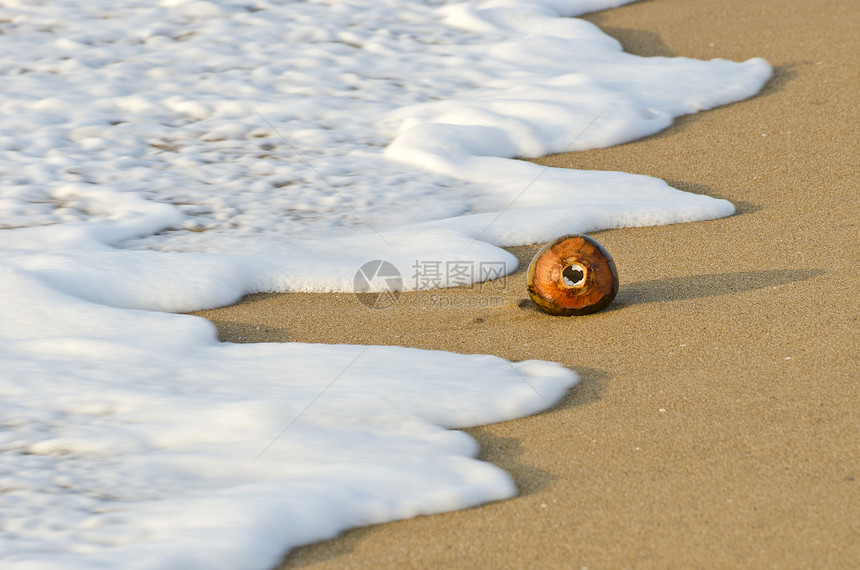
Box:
[193,0,859,567]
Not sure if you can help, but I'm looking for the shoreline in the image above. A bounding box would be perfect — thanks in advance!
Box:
[193,0,859,567]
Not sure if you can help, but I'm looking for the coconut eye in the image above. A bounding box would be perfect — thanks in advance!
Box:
[526,234,619,316]
[562,263,586,287]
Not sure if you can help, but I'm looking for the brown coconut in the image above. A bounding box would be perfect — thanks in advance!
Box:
[526,234,618,316]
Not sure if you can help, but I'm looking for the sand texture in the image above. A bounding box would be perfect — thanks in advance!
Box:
[193,0,859,567]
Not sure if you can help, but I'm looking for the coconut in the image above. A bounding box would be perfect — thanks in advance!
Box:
[526,234,618,316]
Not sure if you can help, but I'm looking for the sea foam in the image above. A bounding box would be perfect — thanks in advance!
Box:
[0,0,770,567]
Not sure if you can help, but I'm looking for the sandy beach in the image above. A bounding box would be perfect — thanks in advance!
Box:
[194,0,859,567]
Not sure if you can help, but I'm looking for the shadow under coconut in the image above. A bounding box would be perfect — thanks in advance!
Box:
[611,268,826,308]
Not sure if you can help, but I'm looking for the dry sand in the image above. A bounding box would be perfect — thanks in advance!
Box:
[193,0,859,567]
